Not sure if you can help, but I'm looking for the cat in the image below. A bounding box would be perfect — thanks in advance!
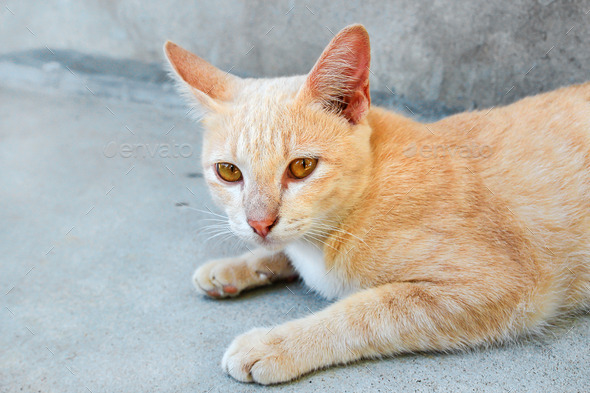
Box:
[164,24,590,384]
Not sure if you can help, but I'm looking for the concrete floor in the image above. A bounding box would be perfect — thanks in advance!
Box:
[1,86,588,392]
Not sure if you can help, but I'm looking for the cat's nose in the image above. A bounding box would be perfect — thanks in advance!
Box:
[248,216,278,238]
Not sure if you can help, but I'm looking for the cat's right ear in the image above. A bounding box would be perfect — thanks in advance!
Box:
[297,24,371,125]
[164,41,238,111]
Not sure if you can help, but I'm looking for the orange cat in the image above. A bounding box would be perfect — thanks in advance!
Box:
[164,24,590,384]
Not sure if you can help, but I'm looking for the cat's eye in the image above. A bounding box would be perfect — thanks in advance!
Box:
[216,162,242,182]
[288,158,318,179]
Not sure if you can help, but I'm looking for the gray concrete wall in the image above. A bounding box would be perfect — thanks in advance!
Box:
[1,0,588,109]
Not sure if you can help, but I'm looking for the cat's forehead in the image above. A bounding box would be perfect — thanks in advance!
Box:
[208,77,310,155]
[203,75,336,166]
[229,76,306,121]
[235,76,306,103]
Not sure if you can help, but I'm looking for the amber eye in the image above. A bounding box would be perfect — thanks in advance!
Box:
[216,162,242,182]
[288,157,318,179]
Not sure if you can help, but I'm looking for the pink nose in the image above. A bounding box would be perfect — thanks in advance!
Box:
[248,217,278,238]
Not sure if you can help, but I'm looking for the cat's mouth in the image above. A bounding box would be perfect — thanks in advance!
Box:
[252,235,289,251]
[246,229,299,251]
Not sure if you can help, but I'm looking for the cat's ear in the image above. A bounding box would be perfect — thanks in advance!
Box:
[164,41,238,111]
[298,24,371,124]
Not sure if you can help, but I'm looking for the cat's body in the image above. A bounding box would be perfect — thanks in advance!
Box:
[164,25,589,384]
[288,84,590,307]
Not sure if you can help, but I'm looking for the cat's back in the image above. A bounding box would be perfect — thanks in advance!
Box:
[433,83,590,279]
[368,82,589,218]
[449,82,590,209]
[434,82,590,150]
[364,83,590,235]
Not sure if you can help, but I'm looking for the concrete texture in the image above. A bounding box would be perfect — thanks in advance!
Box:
[1,0,589,110]
[1,79,589,392]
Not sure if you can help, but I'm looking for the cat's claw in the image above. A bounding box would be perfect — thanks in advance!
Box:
[222,327,299,385]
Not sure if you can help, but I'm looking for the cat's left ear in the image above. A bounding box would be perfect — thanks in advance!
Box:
[164,41,239,111]
[297,24,371,125]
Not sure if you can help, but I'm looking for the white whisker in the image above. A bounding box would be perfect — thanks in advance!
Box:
[185,206,228,219]
[302,234,322,251]
[199,217,228,223]
[205,231,232,242]
[303,232,340,253]
[310,218,373,251]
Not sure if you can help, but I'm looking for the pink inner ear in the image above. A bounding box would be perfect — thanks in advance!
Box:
[305,25,372,124]
[340,54,371,124]
[343,85,370,124]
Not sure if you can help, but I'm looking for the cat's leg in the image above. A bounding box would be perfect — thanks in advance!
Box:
[193,249,296,298]
[222,280,537,384]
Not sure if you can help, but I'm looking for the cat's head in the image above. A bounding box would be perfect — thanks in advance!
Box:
[165,24,373,250]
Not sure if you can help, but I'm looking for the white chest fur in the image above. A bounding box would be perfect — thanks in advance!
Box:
[284,240,358,300]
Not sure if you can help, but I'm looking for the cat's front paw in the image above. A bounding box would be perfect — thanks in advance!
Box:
[193,257,271,298]
[222,327,301,385]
